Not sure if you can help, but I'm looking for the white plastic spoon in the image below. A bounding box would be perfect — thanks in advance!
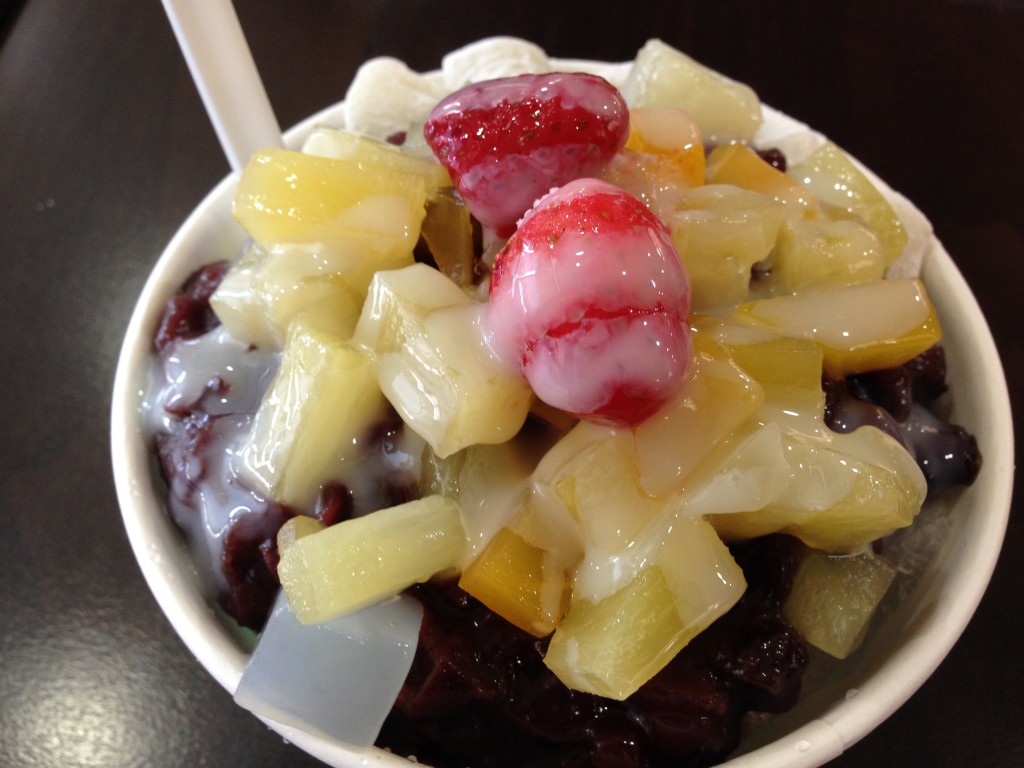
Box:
[161,0,283,172]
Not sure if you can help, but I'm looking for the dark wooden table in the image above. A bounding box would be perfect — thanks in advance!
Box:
[1,1,1020,766]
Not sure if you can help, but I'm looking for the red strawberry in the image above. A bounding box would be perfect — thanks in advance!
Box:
[424,72,629,237]
[486,178,692,427]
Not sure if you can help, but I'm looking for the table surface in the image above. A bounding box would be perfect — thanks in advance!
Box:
[1,1,1021,766]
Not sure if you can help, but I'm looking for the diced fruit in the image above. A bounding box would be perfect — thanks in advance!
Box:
[624,107,705,187]
[424,72,629,236]
[215,145,434,347]
[353,264,533,458]
[420,430,557,560]
[237,321,387,509]
[709,426,927,553]
[783,547,897,659]
[301,125,452,192]
[769,217,885,295]
[671,422,790,517]
[733,278,942,377]
[535,423,663,554]
[622,39,762,143]
[232,146,428,252]
[634,332,764,497]
[545,566,680,700]
[544,517,744,700]
[789,141,907,265]
[655,515,746,640]
[706,145,822,220]
[458,523,573,638]
[276,515,325,559]
[666,184,785,310]
[210,242,371,348]
[278,495,466,624]
[487,178,693,427]
[725,336,826,439]
[419,188,477,286]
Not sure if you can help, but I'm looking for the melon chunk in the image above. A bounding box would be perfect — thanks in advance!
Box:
[233,147,428,251]
[770,217,885,295]
[301,126,451,192]
[210,241,372,348]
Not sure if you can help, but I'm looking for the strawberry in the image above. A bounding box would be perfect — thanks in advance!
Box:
[424,72,629,237]
[486,178,692,427]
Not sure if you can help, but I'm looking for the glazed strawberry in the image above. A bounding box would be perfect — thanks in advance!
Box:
[424,72,629,237]
[487,178,692,427]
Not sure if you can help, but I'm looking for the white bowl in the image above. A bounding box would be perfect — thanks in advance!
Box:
[111,57,1014,768]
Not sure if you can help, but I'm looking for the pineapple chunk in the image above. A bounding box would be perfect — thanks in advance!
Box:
[789,141,908,265]
[666,184,785,310]
[353,264,533,458]
[301,126,452,192]
[634,331,764,497]
[210,242,372,348]
[733,278,942,377]
[276,515,326,558]
[237,321,387,509]
[770,217,885,295]
[214,145,433,348]
[705,144,821,219]
[233,147,428,252]
[545,516,744,700]
[278,495,466,624]
[622,39,762,143]
[783,547,897,659]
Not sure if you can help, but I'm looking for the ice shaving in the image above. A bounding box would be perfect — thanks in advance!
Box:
[146,37,982,767]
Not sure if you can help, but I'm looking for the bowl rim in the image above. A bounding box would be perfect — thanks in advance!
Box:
[111,52,1015,768]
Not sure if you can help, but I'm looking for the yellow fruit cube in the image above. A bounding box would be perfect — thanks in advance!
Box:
[544,517,744,700]
[725,336,826,439]
[210,242,372,348]
[237,321,387,509]
[705,144,821,219]
[279,495,466,624]
[353,264,533,458]
[458,525,572,637]
[710,426,926,553]
[301,126,451,193]
[667,184,785,310]
[770,217,885,295]
[789,141,907,265]
[634,331,765,497]
[783,547,897,659]
[233,147,428,251]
